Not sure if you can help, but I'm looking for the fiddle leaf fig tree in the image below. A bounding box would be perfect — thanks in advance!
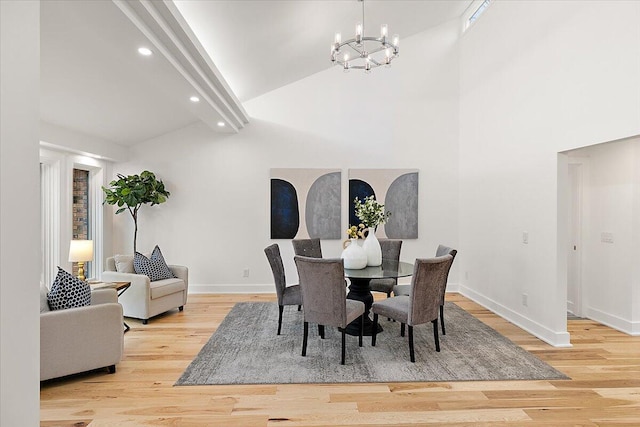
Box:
[102,171,170,253]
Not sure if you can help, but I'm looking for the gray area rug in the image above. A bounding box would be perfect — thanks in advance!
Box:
[176,302,568,385]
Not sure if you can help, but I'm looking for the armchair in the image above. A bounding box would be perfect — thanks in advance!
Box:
[40,285,123,381]
[102,255,188,324]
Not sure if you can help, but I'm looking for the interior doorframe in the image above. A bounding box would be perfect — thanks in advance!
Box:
[567,156,589,317]
[567,159,585,316]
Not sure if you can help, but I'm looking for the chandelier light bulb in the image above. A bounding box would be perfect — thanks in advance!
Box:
[380,24,388,38]
[356,23,363,37]
[392,34,400,47]
[335,32,341,44]
[344,53,350,62]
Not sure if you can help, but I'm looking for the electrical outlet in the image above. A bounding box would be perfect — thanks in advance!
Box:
[242,268,250,278]
[522,231,529,244]
[522,293,528,307]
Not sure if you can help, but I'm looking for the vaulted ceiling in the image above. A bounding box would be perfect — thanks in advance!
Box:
[40,0,472,146]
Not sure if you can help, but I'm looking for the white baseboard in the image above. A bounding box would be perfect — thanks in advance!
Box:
[584,306,640,336]
[189,284,274,294]
[459,285,572,348]
[191,282,462,295]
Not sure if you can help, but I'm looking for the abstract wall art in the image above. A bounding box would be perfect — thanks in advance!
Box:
[270,169,341,239]
[348,169,419,239]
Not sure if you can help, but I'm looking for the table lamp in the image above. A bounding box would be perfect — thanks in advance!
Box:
[68,239,93,281]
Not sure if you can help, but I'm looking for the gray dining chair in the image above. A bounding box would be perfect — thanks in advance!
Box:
[394,244,457,335]
[294,256,365,365]
[264,244,302,335]
[292,238,322,258]
[372,255,454,362]
[369,239,403,298]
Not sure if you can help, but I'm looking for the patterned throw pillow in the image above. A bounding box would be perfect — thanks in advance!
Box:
[134,245,175,281]
[47,267,91,311]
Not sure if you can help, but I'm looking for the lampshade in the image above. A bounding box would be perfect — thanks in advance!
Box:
[68,240,94,262]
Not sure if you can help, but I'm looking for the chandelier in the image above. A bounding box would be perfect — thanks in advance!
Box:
[330,0,400,72]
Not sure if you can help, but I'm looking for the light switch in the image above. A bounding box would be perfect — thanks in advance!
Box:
[601,232,614,244]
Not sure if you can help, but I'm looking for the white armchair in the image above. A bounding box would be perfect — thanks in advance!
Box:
[40,286,123,381]
[102,255,188,324]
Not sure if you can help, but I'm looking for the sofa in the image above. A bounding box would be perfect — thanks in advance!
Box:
[40,285,124,381]
[101,255,188,324]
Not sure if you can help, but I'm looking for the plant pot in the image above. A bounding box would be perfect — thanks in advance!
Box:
[362,227,382,266]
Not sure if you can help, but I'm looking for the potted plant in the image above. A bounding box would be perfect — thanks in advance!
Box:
[353,195,391,266]
[102,171,170,253]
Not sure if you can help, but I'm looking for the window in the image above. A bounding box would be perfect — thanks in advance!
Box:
[462,0,492,32]
[72,168,91,278]
[40,147,106,285]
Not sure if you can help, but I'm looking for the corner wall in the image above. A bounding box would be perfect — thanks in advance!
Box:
[458,1,640,346]
[1,1,41,424]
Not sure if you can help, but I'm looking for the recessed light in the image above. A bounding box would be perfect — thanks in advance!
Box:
[217,121,225,127]
[138,47,153,56]
[190,96,200,103]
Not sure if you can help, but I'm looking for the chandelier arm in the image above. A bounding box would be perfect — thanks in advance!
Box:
[343,41,365,57]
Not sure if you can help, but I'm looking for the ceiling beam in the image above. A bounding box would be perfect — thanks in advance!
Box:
[113,0,249,133]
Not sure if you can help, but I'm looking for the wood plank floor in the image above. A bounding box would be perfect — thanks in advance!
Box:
[40,293,640,426]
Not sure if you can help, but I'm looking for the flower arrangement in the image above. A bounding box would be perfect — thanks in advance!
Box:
[353,195,391,229]
[346,223,366,239]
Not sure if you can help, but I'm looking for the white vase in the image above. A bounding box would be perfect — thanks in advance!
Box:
[362,227,382,266]
[341,238,368,269]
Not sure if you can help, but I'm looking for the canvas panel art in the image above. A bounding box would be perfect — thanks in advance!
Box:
[349,169,419,239]
[270,169,341,239]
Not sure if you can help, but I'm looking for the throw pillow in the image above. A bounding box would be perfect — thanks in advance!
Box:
[40,282,50,313]
[47,267,91,311]
[133,245,175,281]
[114,254,135,273]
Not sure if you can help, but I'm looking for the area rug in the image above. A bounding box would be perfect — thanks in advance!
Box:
[175,302,568,385]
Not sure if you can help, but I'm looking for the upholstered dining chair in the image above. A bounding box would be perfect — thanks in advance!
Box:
[294,256,365,365]
[264,244,303,335]
[292,238,322,258]
[372,255,454,362]
[394,244,457,335]
[369,239,403,298]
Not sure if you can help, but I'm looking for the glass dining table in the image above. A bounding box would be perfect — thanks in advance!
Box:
[344,260,415,336]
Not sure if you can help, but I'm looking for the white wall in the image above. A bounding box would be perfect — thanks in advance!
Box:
[107,20,461,292]
[0,1,41,425]
[458,1,640,346]
[568,137,640,334]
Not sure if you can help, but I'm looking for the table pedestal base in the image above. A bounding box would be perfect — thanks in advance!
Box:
[345,277,383,336]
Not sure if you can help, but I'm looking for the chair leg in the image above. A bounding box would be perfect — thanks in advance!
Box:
[400,323,405,337]
[359,313,364,347]
[440,304,445,335]
[298,305,301,311]
[432,319,440,352]
[302,321,308,356]
[318,324,325,339]
[142,319,148,325]
[107,365,116,374]
[179,306,184,312]
[408,325,415,363]
[371,313,379,346]
[341,329,346,365]
[277,305,284,335]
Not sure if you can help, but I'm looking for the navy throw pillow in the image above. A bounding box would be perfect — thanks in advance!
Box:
[47,267,91,310]
[134,245,175,281]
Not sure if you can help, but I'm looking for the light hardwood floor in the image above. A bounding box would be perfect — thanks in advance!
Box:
[40,293,640,426]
